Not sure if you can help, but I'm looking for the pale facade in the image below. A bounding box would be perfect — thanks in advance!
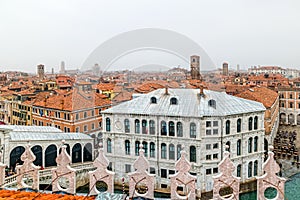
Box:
[101,88,266,192]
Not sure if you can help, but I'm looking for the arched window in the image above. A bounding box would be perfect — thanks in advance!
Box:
[177,144,182,160]
[31,145,43,166]
[150,142,155,158]
[124,119,130,133]
[142,141,148,157]
[161,121,167,135]
[237,164,242,177]
[151,97,157,104]
[254,136,258,152]
[190,123,196,138]
[135,141,140,156]
[226,120,230,135]
[125,140,130,155]
[107,138,112,153]
[290,93,293,99]
[83,143,93,162]
[248,161,253,178]
[177,122,183,137]
[208,99,216,109]
[149,120,155,135]
[169,121,175,136]
[237,118,241,133]
[254,160,258,176]
[135,119,140,133]
[226,141,231,152]
[161,143,167,159]
[248,137,253,153]
[248,117,253,131]
[190,146,196,162]
[142,120,147,134]
[72,143,82,163]
[237,139,241,156]
[170,97,178,105]
[169,144,175,160]
[106,118,111,132]
[254,116,258,130]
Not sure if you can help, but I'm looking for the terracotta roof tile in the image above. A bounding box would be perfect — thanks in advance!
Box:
[235,86,278,108]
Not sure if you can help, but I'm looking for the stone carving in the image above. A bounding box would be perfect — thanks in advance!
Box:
[0,151,6,187]
[212,150,240,200]
[128,144,155,199]
[52,141,76,194]
[169,148,197,200]
[257,146,286,200]
[16,144,40,190]
[89,143,115,195]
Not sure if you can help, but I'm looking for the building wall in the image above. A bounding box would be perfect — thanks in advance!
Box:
[102,110,265,192]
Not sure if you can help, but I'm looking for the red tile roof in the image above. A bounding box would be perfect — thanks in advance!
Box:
[235,86,278,108]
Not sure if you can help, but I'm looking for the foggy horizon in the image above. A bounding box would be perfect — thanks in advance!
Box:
[1,0,300,73]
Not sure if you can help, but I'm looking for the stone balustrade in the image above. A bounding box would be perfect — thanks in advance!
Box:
[0,141,287,200]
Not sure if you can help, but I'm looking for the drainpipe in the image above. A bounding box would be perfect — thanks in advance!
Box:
[220,117,224,160]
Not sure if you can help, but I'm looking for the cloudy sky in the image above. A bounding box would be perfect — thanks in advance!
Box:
[0,0,300,72]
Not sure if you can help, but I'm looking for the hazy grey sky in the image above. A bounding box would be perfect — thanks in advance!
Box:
[0,0,300,72]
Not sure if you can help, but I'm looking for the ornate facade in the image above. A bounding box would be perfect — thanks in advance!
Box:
[101,88,266,192]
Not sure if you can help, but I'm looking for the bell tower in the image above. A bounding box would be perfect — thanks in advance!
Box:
[190,55,200,80]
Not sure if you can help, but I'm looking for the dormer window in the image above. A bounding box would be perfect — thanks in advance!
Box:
[208,99,216,109]
[170,97,178,105]
[151,97,157,104]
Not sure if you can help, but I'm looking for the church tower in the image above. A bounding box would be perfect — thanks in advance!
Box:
[37,64,45,79]
[190,55,200,80]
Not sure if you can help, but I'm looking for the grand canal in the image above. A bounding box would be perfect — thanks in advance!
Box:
[240,172,300,199]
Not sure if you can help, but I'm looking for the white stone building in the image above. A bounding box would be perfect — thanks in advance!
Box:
[101,88,266,192]
[0,125,94,170]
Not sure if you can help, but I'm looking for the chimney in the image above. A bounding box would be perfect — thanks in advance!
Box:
[165,85,169,95]
[60,99,64,110]
[200,85,204,97]
[44,96,48,106]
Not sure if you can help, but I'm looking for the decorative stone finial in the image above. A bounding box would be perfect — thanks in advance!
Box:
[128,143,155,199]
[256,147,286,200]
[16,145,40,190]
[170,149,196,199]
[89,143,114,195]
[212,150,240,200]
[51,144,76,194]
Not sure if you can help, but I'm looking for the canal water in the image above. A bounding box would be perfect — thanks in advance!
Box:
[76,172,300,199]
[240,172,300,199]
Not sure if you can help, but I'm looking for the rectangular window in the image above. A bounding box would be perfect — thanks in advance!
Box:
[206,155,211,160]
[150,167,156,174]
[168,170,175,178]
[213,168,218,174]
[213,143,218,149]
[76,127,79,132]
[213,121,218,127]
[91,123,95,130]
[84,125,88,132]
[206,144,211,150]
[206,121,211,127]
[161,169,167,178]
[91,110,94,117]
[76,113,79,120]
[213,154,218,159]
[206,169,212,175]
[206,129,211,135]
[125,164,131,173]
[213,129,218,135]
